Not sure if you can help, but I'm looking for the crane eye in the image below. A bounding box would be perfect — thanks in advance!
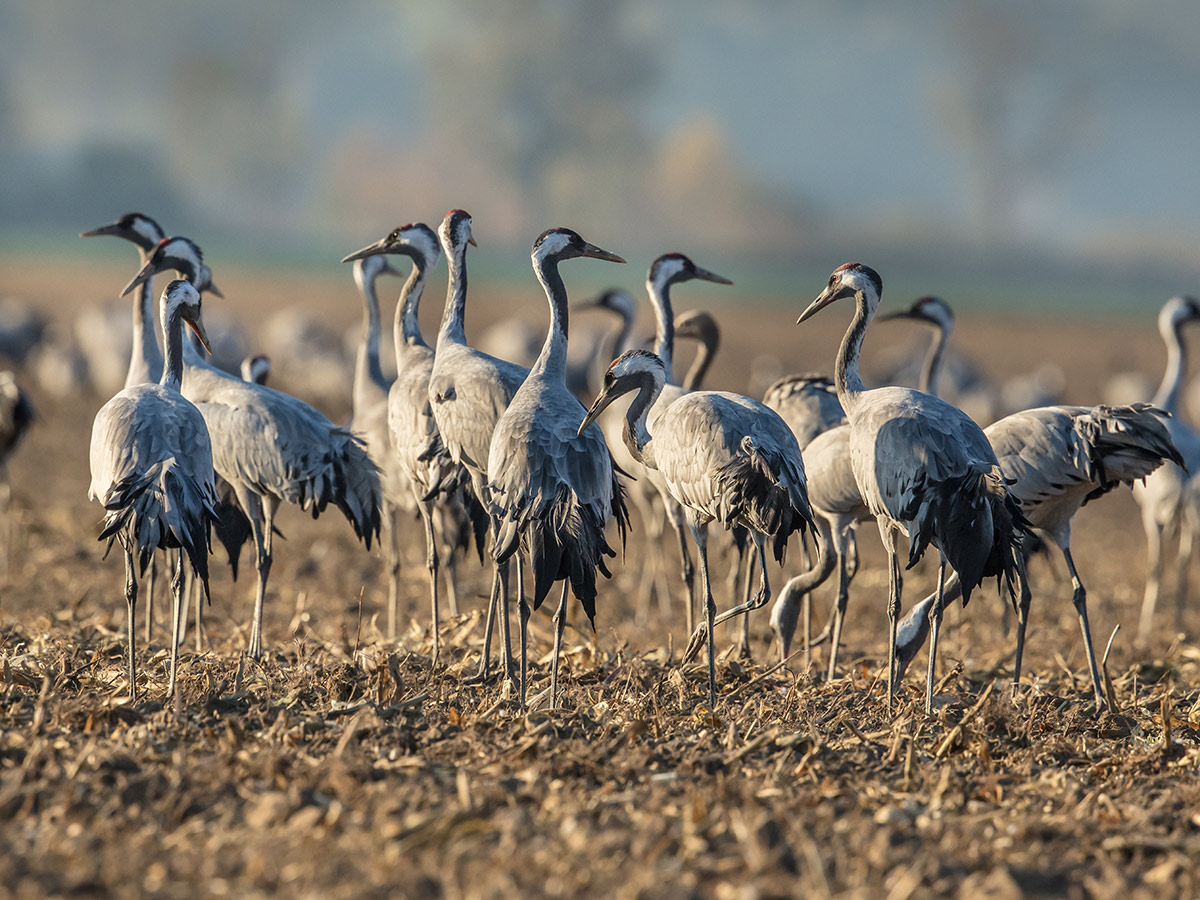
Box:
[828,274,838,286]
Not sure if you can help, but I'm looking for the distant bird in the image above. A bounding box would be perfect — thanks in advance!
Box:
[877,296,954,396]
[342,222,486,663]
[673,309,721,391]
[1133,296,1200,638]
[581,349,811,709]
[569,288,638,398]
[88,279,219,700]
[427,210,530,680]
[348,251,411,638]
[0,372,33,575]
[121,236,381,658]
[241,354,271,385]
[798,263,1026,713]
[894,403,1182,707]
[488,228,629,707]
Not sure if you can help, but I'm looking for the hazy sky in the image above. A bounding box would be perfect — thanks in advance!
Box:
[4,0,1200,285]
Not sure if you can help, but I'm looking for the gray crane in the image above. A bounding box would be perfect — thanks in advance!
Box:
[348,251,411,638]
[769,296,956,677]
[81,212,173,641]
[427,210,530,682]
[88,279,219,700]
[342,222,487,664]
[600,254,732,637]
[121,236,381,658]
[894,402,1182,707]
[673,309,720,391]
[798,263,1027,713]
[581,349,811,709]
[488,228,629,708]
[1133,296,1200,638]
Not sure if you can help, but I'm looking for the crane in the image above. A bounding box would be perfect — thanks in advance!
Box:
[427,210,530,682]
[1133,296,1200,638]
[88,279,219,700]
[120,236,381,658]
[488,228,629,707]
[893,402,1181,707]
[798,263,1026,713]
[81,212,173,642]
[580,349,811,709]
[348,251,411,638]
[601,254,732,637]
[342,222,487,664]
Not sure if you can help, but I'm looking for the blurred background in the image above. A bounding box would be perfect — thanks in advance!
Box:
[4,0,1200,413]
[5,1,1200,301]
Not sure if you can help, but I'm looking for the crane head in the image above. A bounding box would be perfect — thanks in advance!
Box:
[673,309,720,347]
[532,228,626,266]
[162,279,212,355]
[341,222,441,270]
[648,253,733,293]
[122,236,222,299]
[439,209,477,255]
[80,212,166,253]
[577,349,665,436]
[1160,295,1200,334]
[572,288,636,321]
[798,262,883,324]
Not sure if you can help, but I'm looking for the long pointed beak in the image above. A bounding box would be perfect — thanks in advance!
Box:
[120,260,157,297]
[80,223,120,238]
[875,309,913,323]
[693,265,732,285]
[581,242,626,264]
[186,316,213,355]
[578,386,619,436]
[204,279,224,299]
[797,284,848,324]
[468,236,478,247]
[341,238,390,263]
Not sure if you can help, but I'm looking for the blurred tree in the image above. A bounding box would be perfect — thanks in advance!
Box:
[932,5,1092,246]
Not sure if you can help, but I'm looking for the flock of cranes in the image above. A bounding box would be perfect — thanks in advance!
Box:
[58,208,1198,714]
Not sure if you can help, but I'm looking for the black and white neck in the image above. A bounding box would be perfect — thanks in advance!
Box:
[436,210,473,346]
[159,280,203,392]
[529,228,627,383]
[645,255,687,383]
[798,263,885,416]
[600,350,667,467]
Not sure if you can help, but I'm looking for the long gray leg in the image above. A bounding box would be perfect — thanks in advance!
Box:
[168,549,185,702]
[665,499,696,634]
[144,554,157,645]
[419,500,441,665]
[550,581,571,708]
[1012,553,1032,688]
[1062,545,1105,707]
[1139,509,1165,639]
[517,556,531,708]
[925,554,947,715]
[878,521,903,713]
[124,548,139,701]
[687,518,718,710]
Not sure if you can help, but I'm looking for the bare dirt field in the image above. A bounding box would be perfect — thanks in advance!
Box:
[2,255,1199,899]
